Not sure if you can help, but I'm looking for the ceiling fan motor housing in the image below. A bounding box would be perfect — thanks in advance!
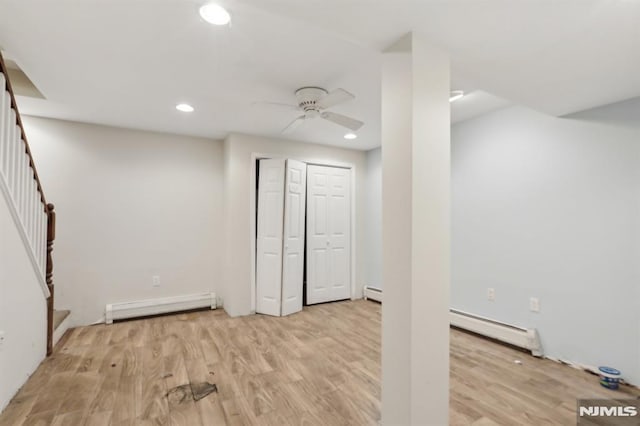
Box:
[295,87,329,112]
[276,86,363,133]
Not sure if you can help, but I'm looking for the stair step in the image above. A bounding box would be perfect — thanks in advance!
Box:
[53,309,70,330]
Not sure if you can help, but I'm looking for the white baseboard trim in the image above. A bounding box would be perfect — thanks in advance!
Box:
[105,292,216,324]
[545,356,599,377]
[544,356,638,388]
[52,313,71,347]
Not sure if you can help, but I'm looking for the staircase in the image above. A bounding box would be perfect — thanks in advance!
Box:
[0,51,57,355]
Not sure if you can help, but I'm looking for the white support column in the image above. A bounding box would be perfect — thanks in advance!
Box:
[381,33,451,426]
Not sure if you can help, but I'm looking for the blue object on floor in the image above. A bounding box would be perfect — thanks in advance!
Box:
[598,366,621,390]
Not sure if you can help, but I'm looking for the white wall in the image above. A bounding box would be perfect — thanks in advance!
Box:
[0,184,47,411]
[21,118,370,325]
[363,99,640,385]
[451,103,640,385]
[22,117,224,326]
[365,148,382,290]
[222,133,367,317]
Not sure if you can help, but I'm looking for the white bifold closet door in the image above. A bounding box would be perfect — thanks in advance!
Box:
[256,159,285,316]
[256,158,307,317]
[306,165,351,304]
[281,159,307,316]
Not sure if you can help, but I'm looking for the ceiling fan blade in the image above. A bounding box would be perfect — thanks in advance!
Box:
[252,101,300,112]
[316,88,355,109]
[282,115,306,134]
[320,111,364,131]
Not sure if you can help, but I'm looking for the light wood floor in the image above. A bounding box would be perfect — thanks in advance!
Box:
[1,300,636,425]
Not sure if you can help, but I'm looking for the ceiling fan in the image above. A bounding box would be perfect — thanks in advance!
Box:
[256,87,364,134]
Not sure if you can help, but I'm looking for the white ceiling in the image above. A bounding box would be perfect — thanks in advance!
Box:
[1,0,639,150]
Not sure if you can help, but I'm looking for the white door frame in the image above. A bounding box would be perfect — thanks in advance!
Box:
[249,152,357,314]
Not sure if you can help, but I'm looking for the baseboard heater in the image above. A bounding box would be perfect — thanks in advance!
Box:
[363,286,383,303]
[450,309,542,356]
[105,292,216,324]
[362,288,542,356]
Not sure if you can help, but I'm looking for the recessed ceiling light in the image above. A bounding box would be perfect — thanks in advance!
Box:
[176,103,194,112]
[449,90,465,102]
[344,133,358,140]
[199,3,231,26]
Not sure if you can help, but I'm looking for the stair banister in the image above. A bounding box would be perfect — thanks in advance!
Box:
[0,51,56,355]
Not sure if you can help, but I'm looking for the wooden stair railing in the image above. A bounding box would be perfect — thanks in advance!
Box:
[0,51,56,356]
[46,203,56,355]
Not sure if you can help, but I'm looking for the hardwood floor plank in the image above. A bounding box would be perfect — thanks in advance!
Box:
[57,372,102,414]
[50,410,112,426]
[86,370,120,415]
[1,300,637,426]
[183,356,227,425]
[109,374,140,424]
[138,342,169,422]
[20,409,56,426]
[0,394,37,426]
[83,411,112,426]
[50,410,84,426]
[221,397,259,426]
[26,372,75,416]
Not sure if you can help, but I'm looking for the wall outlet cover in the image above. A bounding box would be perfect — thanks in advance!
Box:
[529,297,540,313]
[488,288,496,301]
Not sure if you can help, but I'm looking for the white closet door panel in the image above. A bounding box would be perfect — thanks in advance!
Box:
[306,165,351,304]
[281,159,307,316]
[327,167,351,300]
[306,166,330,304]
[256,159,286,316]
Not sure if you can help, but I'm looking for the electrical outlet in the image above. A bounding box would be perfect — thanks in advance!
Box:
[529,297,540,313]
[152,275,161,288]
[0,331,5,350]
[487,288,496,301]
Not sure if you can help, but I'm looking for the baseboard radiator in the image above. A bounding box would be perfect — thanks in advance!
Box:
[362,288,542,356]
[450,309,543,356]
[363,286,382,303]
[105,292,216,324]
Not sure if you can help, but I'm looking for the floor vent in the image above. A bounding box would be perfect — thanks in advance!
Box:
[105,292,216,324]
